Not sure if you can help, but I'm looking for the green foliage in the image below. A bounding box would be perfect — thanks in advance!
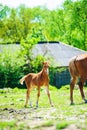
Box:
[62,0,87,49]
[0,4,10,19]
[31,55,46,72]
[20,37,46,74]
[20,35,39,60]
[0,46,25,88]
[0,0,87,50]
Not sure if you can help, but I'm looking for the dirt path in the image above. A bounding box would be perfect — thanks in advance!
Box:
[0,107,81,130]
[0,107,56,129]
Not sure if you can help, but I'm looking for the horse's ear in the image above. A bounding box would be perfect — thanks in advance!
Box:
[42,62,45,65]
[42,61,49,66]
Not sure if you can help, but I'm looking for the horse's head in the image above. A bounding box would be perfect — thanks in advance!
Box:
[43,61,49,68]
[42,61,49,74]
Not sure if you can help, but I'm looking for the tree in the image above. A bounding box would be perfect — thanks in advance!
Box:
[63,0,87,50]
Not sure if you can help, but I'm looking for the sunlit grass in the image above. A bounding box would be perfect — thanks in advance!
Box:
[0,85,87,129]
[56,121,71,130]
[0,120,16,129]
[33,120,54,129]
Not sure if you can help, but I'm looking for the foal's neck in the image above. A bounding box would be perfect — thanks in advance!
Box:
[42,67,49,75]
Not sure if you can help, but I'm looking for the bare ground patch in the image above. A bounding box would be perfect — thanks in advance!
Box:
[0,107,82,130]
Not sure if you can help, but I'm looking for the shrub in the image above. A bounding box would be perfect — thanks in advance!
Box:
[0,46,25,88]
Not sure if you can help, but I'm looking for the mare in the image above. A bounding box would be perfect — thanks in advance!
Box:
[20,61,53,107]
[69,53,87,105]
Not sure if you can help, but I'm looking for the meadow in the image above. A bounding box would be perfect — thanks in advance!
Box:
[0,85,87,130]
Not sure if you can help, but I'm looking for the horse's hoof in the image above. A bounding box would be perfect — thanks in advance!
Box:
[70,102,75,105]
[36,105,38,108]
[85,100,87,103]
[24,105,27,108]
[51,104,54,107]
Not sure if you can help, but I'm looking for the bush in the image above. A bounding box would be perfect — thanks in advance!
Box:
[0,43,57,88]
[0,46,25,88]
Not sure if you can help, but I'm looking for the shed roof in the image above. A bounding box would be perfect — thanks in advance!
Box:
[32,41,87,67]
[0,42,86,67]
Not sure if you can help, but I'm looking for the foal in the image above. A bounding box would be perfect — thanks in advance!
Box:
[20,61,53,107]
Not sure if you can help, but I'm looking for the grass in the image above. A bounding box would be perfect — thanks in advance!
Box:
[56,121,70,130]
[0,85,87,129]
[0,120,16,128]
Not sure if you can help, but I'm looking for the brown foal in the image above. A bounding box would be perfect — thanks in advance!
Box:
[20,61,53,107]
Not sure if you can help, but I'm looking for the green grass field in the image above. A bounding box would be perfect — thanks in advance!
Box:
[0,85,87,130]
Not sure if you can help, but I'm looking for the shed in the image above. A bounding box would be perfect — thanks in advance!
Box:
[32,41,87,87]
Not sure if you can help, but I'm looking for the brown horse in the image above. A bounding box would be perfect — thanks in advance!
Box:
[69,53,87,105]
[20,61,53,107]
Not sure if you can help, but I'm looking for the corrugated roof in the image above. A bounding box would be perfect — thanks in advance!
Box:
[32,42,87,67]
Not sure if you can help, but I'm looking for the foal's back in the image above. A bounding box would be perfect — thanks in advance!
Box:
[25,70,49,88]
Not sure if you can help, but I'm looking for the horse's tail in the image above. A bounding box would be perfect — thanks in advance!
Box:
[69,56,78,76]
[20,76,26,85]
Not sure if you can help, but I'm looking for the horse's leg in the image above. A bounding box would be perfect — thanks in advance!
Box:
[46,85,53,107]
[78,78,87,103]
[25,88,31,107]
[70,77,77,105]
[36,87,40,108]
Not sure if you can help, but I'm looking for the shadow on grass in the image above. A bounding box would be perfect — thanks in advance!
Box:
[70,102,87,106]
